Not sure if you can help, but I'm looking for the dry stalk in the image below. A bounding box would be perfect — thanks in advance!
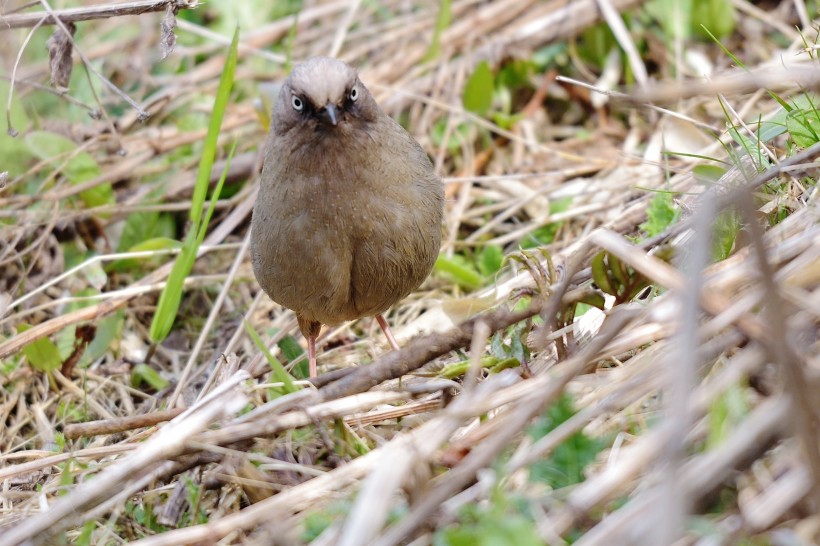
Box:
[0,371,249,546]
[0,0,197,30]
[63,408,185,440]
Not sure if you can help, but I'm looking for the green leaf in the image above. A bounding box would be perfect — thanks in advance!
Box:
[109,236,182,273]
[129,237,183,254]
[477,245,504,277]
[19,324,62,372]
[434,254,484,291]
[640,191,680,237]
[462,61,494,116]
[693,0,736,39]
[646,0,692,40]
[25,130,75,158]
[118,211,178,253]
[787,107,820,148]
[520,197,572,248]
[712,208,741,261]
[80,311,125,367]
[496,59,534,91]
[131,363,169,390]
[693,164,727,184]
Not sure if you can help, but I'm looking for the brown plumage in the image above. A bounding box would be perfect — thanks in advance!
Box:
[250,57,444,377]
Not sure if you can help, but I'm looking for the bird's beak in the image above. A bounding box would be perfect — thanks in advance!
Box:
[319,102,339,126]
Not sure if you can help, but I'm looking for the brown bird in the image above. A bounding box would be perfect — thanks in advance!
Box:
[251,57,444,378]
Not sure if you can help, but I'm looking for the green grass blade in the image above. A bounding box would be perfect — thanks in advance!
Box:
[197,141,237,243]
[148,28,239,344]
[149,230,198,342]
[423,0,451,62]
[190,27,240,227]
[244,321,300,394]
[149,146,235,343]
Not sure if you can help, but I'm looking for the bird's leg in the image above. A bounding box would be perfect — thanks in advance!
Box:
[298,316,322,378]
[308,334,317,378]
[376,314,400,352]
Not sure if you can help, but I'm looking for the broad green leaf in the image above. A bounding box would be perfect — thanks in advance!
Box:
[496,59,534,91]
[109,235,181,273]
[19,324,62,372]
[436,513,542,546]
[128,237,182,253]
[80,311,125,367]
[712,208,741,261]
[693,164,727,184]
[434,254,484,291]
[787,107,820,148]
[693,0,736,39]
[462,61,494,116]
[131,364,169,390]
[477,245,504,277]
[118,210,177,252]
[646,0,692,40]
[532,43,567,71]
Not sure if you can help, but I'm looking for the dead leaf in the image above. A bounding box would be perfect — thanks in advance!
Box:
[160,4,177,60]
[47,22,76,90]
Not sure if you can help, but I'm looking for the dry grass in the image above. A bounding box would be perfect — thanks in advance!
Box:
[1,0,819,544]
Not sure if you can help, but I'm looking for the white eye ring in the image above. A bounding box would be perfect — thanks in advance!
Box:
[349,86,358,102]
[291,95,304,111]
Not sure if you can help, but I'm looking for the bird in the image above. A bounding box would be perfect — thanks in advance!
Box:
[250,57,444,378]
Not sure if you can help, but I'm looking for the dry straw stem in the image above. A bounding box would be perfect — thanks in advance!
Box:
[629,62,820,103]
[0,0,197,30]
[0,371,250,546]
[127,373,523,546]
[62,408,185,439]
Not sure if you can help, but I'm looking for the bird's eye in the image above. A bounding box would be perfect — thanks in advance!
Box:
[349,86,358,102]
[291,96,304,111]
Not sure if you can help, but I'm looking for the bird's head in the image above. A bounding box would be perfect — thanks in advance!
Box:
[274,57,379,135]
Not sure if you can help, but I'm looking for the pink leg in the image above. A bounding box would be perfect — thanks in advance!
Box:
[308,334,317,378]
[376,314,400,351]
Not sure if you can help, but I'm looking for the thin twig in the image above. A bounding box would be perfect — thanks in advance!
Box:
[0,0,198,30]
